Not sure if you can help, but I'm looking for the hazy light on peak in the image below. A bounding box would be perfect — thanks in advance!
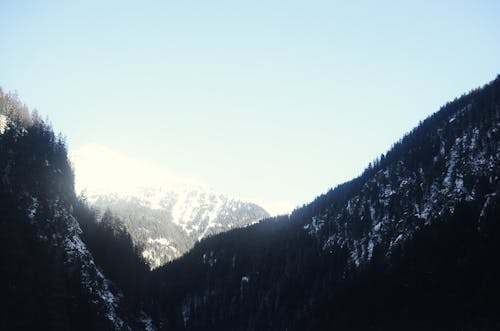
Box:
[69,143,294,216]
[70,143,202,194]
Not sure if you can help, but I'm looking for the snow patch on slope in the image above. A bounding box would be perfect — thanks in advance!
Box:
[0,114,7,134]
[304,103,500,269]
[30,197,129,330]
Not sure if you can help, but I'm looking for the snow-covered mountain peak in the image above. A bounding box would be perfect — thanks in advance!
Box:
[70,143,293,216]
[70,143,270,267]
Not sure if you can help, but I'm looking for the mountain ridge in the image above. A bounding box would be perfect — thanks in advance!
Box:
[147,75,500,330]
[0,93,152,330]
[70,144,270,268]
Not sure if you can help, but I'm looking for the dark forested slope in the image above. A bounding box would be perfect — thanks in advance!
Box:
[150,76,500,330]
[0,90,152,330]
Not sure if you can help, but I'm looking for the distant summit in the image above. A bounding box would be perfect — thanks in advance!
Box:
[70,144,270,268]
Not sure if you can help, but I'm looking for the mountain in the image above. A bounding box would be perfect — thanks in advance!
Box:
[146,76,500,330]
[0,90,153,330]
[2,76,499,331]
[70,145,270,268]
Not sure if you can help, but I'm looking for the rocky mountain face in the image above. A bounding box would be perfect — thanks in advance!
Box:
[0,91,153,330]
[71,146,269,269]
[148,77,500,330]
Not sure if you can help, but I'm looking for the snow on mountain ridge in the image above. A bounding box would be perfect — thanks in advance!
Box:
[70,144,294,216]
[70,143,281,215]
[70,144,271,268]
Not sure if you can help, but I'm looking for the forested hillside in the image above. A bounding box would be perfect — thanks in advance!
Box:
[147,76,500,330]
[0,90,152,330]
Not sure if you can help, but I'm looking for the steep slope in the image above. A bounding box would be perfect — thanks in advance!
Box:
[150,76,500,330]
[71,145,269,268]
[0,91,153,330]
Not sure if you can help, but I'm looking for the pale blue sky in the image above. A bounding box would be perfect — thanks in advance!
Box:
[1,0,499,211]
